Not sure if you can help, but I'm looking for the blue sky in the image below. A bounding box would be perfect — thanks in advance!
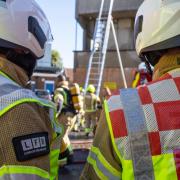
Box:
[36,0,82,68]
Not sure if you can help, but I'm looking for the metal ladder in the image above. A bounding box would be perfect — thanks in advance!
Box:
[84,0,127,96]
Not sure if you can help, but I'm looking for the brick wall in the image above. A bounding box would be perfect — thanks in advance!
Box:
[31,76,56,90]
[74,67,137,91]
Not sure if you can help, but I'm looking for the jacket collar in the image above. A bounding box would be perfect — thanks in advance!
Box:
[0,57,29,88]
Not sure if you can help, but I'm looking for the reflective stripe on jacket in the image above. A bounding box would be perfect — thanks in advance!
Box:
[0,71,61,180]
[104,69,180,180]
[84,93,98,112]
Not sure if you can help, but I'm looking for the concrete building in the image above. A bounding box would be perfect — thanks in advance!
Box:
[74,0,143,92]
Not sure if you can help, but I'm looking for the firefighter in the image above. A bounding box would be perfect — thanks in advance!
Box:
[73,87,85,132]
[0,0,61,179]
[54,75,77,164]
[132,62,152,88]
[84,84,101,137]
[81,0,180,179]
[102,86,111,100]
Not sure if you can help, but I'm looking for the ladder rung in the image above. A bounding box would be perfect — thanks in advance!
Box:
[89,79,99,81]
[96,33,104,36]
[92,55,101,58]
[95,38,103,41]
[90,72,100,75]
[91,64,101,66]
[90,73,100,76]
[90,76,99,79]
[95,34,104,37]
[89,79,99,82]
[90,68,99,71]
[91,62,101,64]
[93,55,102,58]
[92,59,101,61]
[97,17,108,21]
[90,66,99,68]
[90,76,100,79]
[93,52,102,55]
[97,30,105,33]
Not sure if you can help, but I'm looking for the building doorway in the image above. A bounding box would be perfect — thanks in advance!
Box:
[44,80,54,94]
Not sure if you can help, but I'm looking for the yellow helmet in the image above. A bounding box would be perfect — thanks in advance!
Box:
[134,0,180,66]
[87,84,96,93]
[80,87,85,93]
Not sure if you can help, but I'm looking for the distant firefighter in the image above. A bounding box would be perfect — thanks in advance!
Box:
[84,84,101,137]
[54,75,76,164]
[54,75,83,165]
[132,62,152,88]
[102,86,111,100]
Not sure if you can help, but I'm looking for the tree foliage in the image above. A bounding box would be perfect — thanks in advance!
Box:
[51,50,63,69]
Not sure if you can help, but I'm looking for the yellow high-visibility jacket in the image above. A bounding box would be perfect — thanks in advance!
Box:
[81,68,180,180]
[0,57,62,180]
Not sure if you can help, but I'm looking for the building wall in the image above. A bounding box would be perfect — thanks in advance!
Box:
[108,18,134,50]
[74,51,140,69]
[74,67,136,90]
[74,0,143,93]
[31,75,56,92]
[81,17,135,51]
[65,68,74,82]
[32,68,73,92]
[76,0,143,19]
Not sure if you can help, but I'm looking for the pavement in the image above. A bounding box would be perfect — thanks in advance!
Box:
[59,131,93,179]
[59,163,85,180]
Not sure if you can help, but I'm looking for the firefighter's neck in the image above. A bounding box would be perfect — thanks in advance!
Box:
[0,55,29,88]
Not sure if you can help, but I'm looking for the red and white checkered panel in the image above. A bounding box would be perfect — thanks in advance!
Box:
[174,77,180,94]
[115,136,131,160]
[148,79,180,103]
[148,132,161,155]
[160,130,180,154]
[107,70,180,160]
[107,94,122,112]
[107,94,128,138]
[138,85,153,105]
[169,68,180,78]
[143,104,158,132]
[154,101,180,131]
[109,109,128,138]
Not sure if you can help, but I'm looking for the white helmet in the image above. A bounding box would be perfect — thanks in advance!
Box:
[138,62,146,71]
[134,0,180,65]
[0,0,52,58]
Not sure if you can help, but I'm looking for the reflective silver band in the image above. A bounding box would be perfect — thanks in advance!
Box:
[0,174,48,180]
[120,88,154,180]
[0,74,62,134]
[0,84,21,96]
[89,151,120,180]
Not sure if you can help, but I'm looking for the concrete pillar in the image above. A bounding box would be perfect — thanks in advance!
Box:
[83,29,91,51]
[117,18,134,50]
[107,18,134,50]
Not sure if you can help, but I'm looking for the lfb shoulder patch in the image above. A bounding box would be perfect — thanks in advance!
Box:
[12,132,50,162]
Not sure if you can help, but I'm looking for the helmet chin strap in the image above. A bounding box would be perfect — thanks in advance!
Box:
[141,55,153,77]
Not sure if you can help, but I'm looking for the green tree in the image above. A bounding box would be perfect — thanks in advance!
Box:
[51,50,63,69]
